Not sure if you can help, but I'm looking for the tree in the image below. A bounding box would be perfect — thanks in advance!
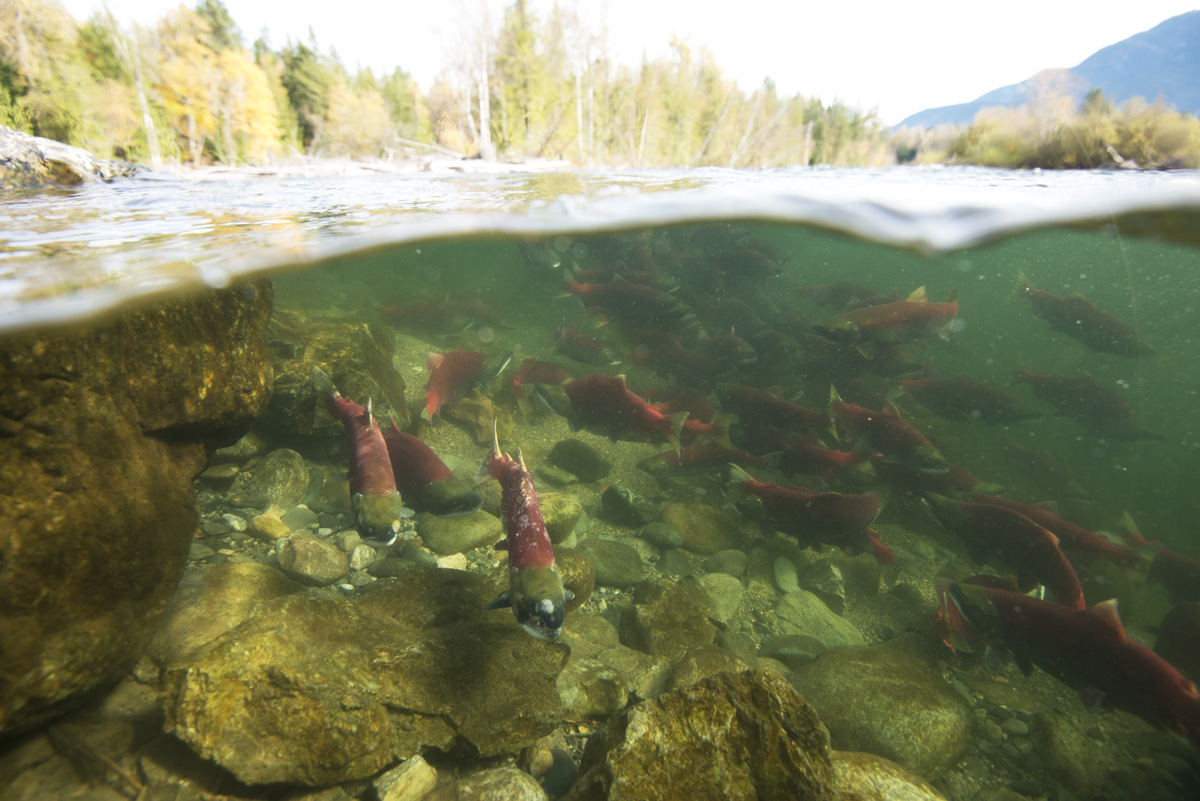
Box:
[195,0,241,53]
[279,36,331,150]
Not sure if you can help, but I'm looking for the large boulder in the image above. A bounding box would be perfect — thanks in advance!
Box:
[563,669,837,801]
[788,645,976,780]
[0,125,139,189]
[160,566,570,786]
[0,280,273,736]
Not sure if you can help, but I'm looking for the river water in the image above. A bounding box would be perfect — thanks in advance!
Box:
[4,165,1200,798]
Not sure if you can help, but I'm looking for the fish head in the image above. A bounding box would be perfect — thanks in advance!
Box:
[888,446,951,475]
[352,491,411,546]
[919,492,963,530]
[812,319,862,347]
[510,565,569,641]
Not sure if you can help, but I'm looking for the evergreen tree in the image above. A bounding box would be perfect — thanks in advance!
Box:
[279,37,331,150]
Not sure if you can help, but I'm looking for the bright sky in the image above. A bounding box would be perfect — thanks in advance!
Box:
[61,0,1200,125]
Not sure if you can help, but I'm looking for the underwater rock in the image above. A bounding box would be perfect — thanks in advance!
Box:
[831,750,948,801]
[198,462,240,486]
[1035,711,1102,793]
[162,570,569,786]
[788,645,976,780]
[230,448,310,510]
[211,430,266,463]
[0,280,272,736]
[596,645,674,701]
[758,634,829,671]
[657,548,694,577]
[801,562,847,615]
[559,656,630,719]
[375,755,439,801]
[146,562,301,667]
[577,538,646,588]
[563,669,837,801]
[423,767,548,801]
[416,509,504,556]
[693,572,745,622]
[540,492,584,543]
[667,644,750,691]
[773,556,802,594]
[601,484,660,526]
[554,546,596,611]
[548,438,613,482]
[774,591,865,649]
[562,613,621,660]
[705,548,749,577]
[249,510,291,541]
[619,577,718,660]
[277,530,351,586]
[262,308,409,438]
[0,126,139,188]
[659,502,739,555]
[639,521,685,549]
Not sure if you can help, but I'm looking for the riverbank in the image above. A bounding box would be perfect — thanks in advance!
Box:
[154,154,574,181]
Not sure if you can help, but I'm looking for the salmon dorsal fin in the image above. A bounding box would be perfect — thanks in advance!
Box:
[614,374,628,388]
[427,351,445,371]
[1090,598,1127,642]
[906,286,929,303]
[1033,500,1061,515]
[883,401,903,418]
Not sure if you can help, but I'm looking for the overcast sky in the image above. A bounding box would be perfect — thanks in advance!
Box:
[60,0,1199,125]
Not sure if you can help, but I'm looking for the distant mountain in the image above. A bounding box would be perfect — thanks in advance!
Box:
[897,11,1200,129]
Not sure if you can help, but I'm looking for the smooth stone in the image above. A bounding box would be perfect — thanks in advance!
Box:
[188,543,216,561]
[367,557,412,578]
[280,505,319,531]
[548,439,612,483]
[801,562,846,615]
[774,591,864,649]
[667,645,750,691]
[576,538,645,589]
[1001,717,1029,736]
[705,549,749,577]
[639,522,685,549]
[423,767,547,801]
[375,755,438,801]
[831,751,949,801]
[220,513,248,532]
[601,485,659,526]
[659,502,739,555]
[211,431,266,463]
[558,657,629,719]
[348,543,377,570]
[146,561,302,667]
[337,530,364,552]
[199,462,240,482]
[694,572,744,622]
[657,548,693,577]
[231,448,309,509]
[416,510,503,556]
[773,556,801,594]
[277,531,350,586]
[249,512,290,541]
[562,670,836,801]
[758,634,829,670]
[789,645,976,779]
[536,465,578,486]
[596,645,673,701]
[201,520,230,537]
[540,492,583,544]
[619,578,717,661]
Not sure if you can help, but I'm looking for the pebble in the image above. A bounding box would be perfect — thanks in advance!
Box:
[201,520,230,537]
[991,706,1013,720]
[220,513,247,532]
[280,505,319,530]
[705,549,749,577]
[188,543,216,561]
[639,521,685,549]
[1001,718,1029,736]
[981,719,1005,742]
[349,543,377,570]
[316,527,333,538]
[773,556,801,594]
[337,530,364,552]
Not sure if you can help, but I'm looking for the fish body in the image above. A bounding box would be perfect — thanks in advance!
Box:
[734,425,867,482]
[798,281,882,309]
[382,419,482,518]
[923,494,1085,610]
[424,350,490,420]
[559,374,688,452]
[1012,369,1163,441]
[812,286,958,354]
[831,388,949,474]
[566,276,696,330]
[967,493,1136,568]
[716,383,835,441]
[510,358,572,412]
[483,427,569,640]
[871,456,1000,495]
[729,465,891,565]
[312,367,408,545]
[553,325,622,366]
[936,580,1200,744]
[900,374,1039,424]
[638,443,771,477]
[1016,274,1155,356]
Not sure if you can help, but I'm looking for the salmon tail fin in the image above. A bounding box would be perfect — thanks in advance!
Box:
[665,411,688,456]
[1012,271,1031,300]
[727,463,754,491]
[311,365,338,398]
[711,415,734,449]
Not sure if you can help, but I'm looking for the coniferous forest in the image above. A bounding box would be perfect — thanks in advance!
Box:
[2,0,1199,170]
